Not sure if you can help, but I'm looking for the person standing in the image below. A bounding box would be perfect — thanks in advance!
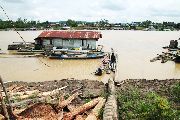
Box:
[110,53,116,70]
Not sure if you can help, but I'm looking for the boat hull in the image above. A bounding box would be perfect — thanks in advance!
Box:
[49,54,104,59]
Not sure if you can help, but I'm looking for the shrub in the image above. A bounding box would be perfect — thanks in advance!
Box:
[171,82,180,102]
[117,87,179,120]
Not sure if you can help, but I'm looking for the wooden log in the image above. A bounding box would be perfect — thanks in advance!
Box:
[92,97,105,116]
[85,113,97,120]
[85,97,105,120]
[0,76,15,120]
[0,114,5,120]
[67,104,76,112]
[11,97,58,108]
[57,92,79,110]
[41,86,67,97]
[63,97,100,120]
[10,90,39,100]
[0,88,10,120]
[75,115,84,120]
[9,86,67,106]
[57,109,63,120]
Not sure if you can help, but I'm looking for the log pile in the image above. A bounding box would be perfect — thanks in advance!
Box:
[15,93,105,120]
[0,79,106,120]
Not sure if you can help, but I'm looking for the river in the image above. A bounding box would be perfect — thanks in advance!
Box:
[0,30,180,82]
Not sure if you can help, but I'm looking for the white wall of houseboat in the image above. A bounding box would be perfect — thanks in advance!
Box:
[53,39,63,47]
[40,39,96,49]
[42,39,50,45]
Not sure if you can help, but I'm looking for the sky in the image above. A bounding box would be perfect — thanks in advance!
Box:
[0,0,180,23]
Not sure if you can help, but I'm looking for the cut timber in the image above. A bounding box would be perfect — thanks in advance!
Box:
[11,97,58,108]
[41,86,68,97]
[67,104,76,112]
[85,113,97,120]
[57,109,63,120]
[63,97,100,120]
[0,89,10,120]
[92,97,106,116]
[57,92,79,110]
[10,90,39,100]
[75,115,84,120]
[0,76,15,120]
[0,114,5,120]
[10,86,67,101]
[85,97,105,120]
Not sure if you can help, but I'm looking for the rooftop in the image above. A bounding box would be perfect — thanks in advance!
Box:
[35,31,102,40]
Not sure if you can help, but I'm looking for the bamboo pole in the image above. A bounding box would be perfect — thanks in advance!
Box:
[0,76,16,120]
[0,88,10,120]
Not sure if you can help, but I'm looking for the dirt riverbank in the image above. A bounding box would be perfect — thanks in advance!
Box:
[0,79,179,119]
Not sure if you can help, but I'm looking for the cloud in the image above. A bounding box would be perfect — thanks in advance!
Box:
[0,0,180,22]
[2,0,24,3]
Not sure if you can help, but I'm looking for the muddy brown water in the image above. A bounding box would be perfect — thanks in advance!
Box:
[0,30,180,82]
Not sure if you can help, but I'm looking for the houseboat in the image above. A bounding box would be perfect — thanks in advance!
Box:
[34,30,104,59]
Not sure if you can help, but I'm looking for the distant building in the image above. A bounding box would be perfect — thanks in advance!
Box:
[143,26,156,31]
[163,29,171,31]
[34,31,102,50]
[61,26,71,30]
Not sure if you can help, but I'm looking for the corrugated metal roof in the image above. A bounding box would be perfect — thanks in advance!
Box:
[35,31,102,40]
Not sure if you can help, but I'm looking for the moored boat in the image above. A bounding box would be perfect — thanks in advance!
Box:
[49,51,105,59]
[8,42,35,50]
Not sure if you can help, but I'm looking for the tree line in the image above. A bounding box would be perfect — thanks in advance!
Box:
[0,18,180,30]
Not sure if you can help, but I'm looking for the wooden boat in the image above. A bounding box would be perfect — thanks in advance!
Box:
[49,52,104,59]
[168,48,180,51]
[8,42,35,50]
[17,49,44,54]
[8,49,44,55]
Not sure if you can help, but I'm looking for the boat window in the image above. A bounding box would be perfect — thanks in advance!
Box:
[50,40,53,45]
[82,40,84,46]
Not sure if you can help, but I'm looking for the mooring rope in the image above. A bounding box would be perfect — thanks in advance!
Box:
[0,4,50,67]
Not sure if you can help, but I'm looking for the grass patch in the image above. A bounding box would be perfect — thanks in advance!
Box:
[171,82,180,103]
[117,85,180,120]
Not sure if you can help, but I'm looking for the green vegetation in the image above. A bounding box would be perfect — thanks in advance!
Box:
[98,107,104,120]
[171,82,180,103]
[66,19,78,27]
[1,18,180,30]
[84,98,91,103]
[27,92,39,99]
[117,85,180,120]
[11,94,21,103]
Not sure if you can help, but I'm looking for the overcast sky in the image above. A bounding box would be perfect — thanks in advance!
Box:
[0,0,180,23]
